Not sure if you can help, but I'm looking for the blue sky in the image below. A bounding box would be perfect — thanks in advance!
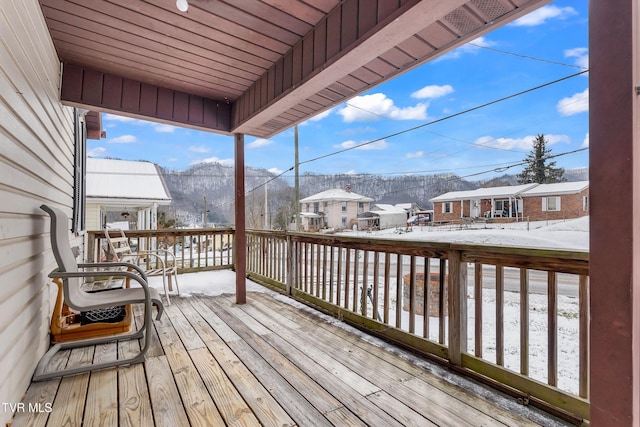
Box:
[90,1,588,182]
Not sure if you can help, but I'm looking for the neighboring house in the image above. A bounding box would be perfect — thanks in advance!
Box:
[394,202,423,218]
[358,204,407,230]
[431,184,537,222]
[299,186,373,231]
[519,181,589,221]
[430,182,589,222]
[86,158,172,231]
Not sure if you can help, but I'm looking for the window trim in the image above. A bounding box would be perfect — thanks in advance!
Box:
[72,109,87,233]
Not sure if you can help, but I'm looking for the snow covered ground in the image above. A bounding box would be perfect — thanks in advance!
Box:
[148,216,589,396]
[344,216,589,251]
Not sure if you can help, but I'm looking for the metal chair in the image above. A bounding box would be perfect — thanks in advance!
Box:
[103,227,180,304]
[33,205,163,381]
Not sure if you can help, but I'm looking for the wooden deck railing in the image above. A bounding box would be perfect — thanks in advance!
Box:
[88,228,589,422]
[245,230,590,423]
[87,228,235,272]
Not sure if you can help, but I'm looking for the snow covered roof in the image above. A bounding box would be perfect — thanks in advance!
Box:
[521,181,589,196]
[430,184,538,202]
[371,204,406,212]
[300,188,374,203]
[87,158,171,205]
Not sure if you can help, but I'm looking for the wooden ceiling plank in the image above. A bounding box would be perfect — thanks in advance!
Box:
[42,10,262,82]
[46,21,257,86]
[259,0,330,24]
[42,0,275,68]
[52,37,246,95]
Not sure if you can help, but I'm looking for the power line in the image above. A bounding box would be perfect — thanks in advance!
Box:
[468,43,587,70]
[298,69,588,166]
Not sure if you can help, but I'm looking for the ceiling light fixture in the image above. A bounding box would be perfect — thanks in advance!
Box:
[176,0,189,12]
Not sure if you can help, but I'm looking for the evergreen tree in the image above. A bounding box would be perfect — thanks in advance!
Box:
[517,134,566,184]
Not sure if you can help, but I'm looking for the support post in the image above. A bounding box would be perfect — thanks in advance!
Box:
[590,1,640,424]
[234,133,246,304]
[448,250,467,366]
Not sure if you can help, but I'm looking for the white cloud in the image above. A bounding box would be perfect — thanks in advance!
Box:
[406,151,424,159]
[440,36,494,60]
[557,89,589,116]
[582,133,589,148]
[333,139,389,150]
[474,134,570,150]
[564,47,588,70]
[108,135,136,144]
[268,167,283,175]
[411,85,454,100]
[188,145,210,153]
[154,124,176,133]
[88,147,106,156]
[247,138,273,149]
[192,157,234,166]
[338,93,427,122]
[510,5,577,27]
[309,109,333,121]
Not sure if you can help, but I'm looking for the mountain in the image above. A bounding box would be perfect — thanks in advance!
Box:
[158,163,589,228]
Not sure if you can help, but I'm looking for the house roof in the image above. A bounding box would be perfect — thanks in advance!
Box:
[521,181,589,196]
[430,184,538,202]
[38,0,549,138]
[86,158,171,206]
[300,188,373,203]
[371,204,407,213]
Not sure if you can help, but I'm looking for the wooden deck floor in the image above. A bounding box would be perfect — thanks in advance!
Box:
[13,291,569,426]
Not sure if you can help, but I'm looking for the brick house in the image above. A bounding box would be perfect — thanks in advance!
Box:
[520,181,589,221]
[298,186,373,231]
[430,181,589,223]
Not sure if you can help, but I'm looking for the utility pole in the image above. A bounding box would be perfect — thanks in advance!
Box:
[203,195,207,228]
[264,178,268,229]
[294,125,301,231]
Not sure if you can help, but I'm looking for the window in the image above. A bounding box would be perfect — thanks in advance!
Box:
[583,196,589,211]
[442,202,452,213]
[341,201,347,212]
[358,202,364,213]
[341,216,347,227]
[72,109,87,233]
[313,202,319,213]
[306,203,310,212]
[323,201,328,211]
[542,196,561,212]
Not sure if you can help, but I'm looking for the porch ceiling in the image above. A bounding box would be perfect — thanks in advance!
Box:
[39,0,550,138]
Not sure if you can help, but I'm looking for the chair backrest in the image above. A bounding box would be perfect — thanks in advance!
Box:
[104,228,135,262]
[41,204,83,309]
[41,205,78,273]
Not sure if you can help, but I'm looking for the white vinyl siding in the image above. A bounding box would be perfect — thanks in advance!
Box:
[542,196,561,212]
[0,1,75,422]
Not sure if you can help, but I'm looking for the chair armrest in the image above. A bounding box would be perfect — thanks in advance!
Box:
[140,249,177,262]
[48,268,151,300]
[78,261,147,279]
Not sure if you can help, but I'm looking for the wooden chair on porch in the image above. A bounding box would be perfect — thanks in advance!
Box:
[33,205,164,381]
[103,228,180,304]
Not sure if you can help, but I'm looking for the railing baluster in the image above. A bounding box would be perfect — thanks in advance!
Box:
[352,249,359,312]
[373,252,380,321]
[409,255,416,334]
[548,270,558,386]
[383,252,390,325]
[579,274,589,398]
[439,258,446,345]
[474,262,483,357]
[362,250,369,316]
[448,250,467,366]
[496,265,504,366]
[329,246,335,304]
[520,268,529,376]
[322,244,327,300]
[396,254,402,329]
[336,247,342,307]
[344,248,350,309]
[423,257,430,339]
